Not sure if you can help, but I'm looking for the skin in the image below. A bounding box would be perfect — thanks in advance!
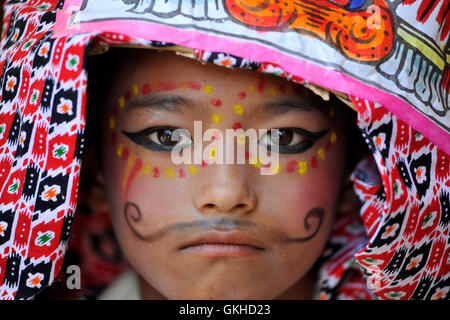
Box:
[99,49,348,299]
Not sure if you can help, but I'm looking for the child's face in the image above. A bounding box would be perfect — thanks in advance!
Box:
[100,50,347,299]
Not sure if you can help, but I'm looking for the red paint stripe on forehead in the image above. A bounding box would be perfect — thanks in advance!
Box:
[180,81,202,91]
[155,81,177,91]
[142,83,151,95]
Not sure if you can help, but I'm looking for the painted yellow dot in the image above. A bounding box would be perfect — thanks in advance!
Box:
[247,85,255,93]
[330,132,337,144]
[189,165,198,175]
[142,163,152,175]
[204,85,213,94]
[165,166,175,178]
[298,161,308,175]
[118,96,125,108]
[109,117,115,129]
[132,84,139,95]
[318,148,325,160]
[210,147,216,159]
[212,113,222,123]
[116,143,123,157]
[237,134,246,145]
[233,104,244,115]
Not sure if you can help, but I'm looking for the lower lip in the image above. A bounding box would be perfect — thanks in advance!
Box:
[180,244,264,257]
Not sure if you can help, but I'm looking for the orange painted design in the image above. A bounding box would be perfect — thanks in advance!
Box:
[224,0,395,61]
[43,187,59,201]
[7,79,15,90]
[28,276,42,287]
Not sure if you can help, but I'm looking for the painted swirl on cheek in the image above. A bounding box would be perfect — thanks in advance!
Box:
[284,208,324,243]
[124,202,324,244]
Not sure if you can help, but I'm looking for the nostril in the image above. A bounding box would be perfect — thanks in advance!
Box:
[236,204,246,208]
[205,203,215,208]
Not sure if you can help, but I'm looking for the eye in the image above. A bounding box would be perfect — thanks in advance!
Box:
[259,128,330,154]
[148,128,179,146]
[122,127,193,152]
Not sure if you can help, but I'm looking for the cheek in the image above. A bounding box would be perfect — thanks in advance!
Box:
[260,139,345,239]
[103,138,192,233]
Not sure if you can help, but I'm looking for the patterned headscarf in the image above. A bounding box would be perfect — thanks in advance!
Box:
[0,0,449,300]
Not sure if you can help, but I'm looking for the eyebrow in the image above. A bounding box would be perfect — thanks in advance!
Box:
[124,93,204,114]
[124,93,328,115]
[261,98,328,115]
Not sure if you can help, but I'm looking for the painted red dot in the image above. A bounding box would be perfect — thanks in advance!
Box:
[325,141,331,151]
[142,83,151,95]
[286,160,297,172]
[211,99,222,107]
[310,156,318,168]
[179,168,186,178]
[245,151,250,160]
[237,91,247,100]
[202,160,208,168]
[153,167,160,178]
[232,122,242,131]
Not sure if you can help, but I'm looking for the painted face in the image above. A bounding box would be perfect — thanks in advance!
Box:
[100,49,348,299]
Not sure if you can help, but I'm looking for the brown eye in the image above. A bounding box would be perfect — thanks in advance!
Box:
[149,129,178,146]
[259,128,330,154]
[123,127,193,152]
[275,129,293,146]
[271,129,304,147]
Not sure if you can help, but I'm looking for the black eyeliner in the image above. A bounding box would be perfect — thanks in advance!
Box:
[122,126,187,152]
[266,128,330,154]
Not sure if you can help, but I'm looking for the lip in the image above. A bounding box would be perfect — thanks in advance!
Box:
[179,231,266,257]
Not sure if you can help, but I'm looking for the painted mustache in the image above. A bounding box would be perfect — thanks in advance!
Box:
[224,0,395,62]
[124,201,324,244]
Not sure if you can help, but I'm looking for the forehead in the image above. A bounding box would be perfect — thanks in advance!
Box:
[112,49,286,89]
[109,49,330,110]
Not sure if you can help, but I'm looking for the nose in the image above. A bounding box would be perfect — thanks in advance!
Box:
[193,164,257,216]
